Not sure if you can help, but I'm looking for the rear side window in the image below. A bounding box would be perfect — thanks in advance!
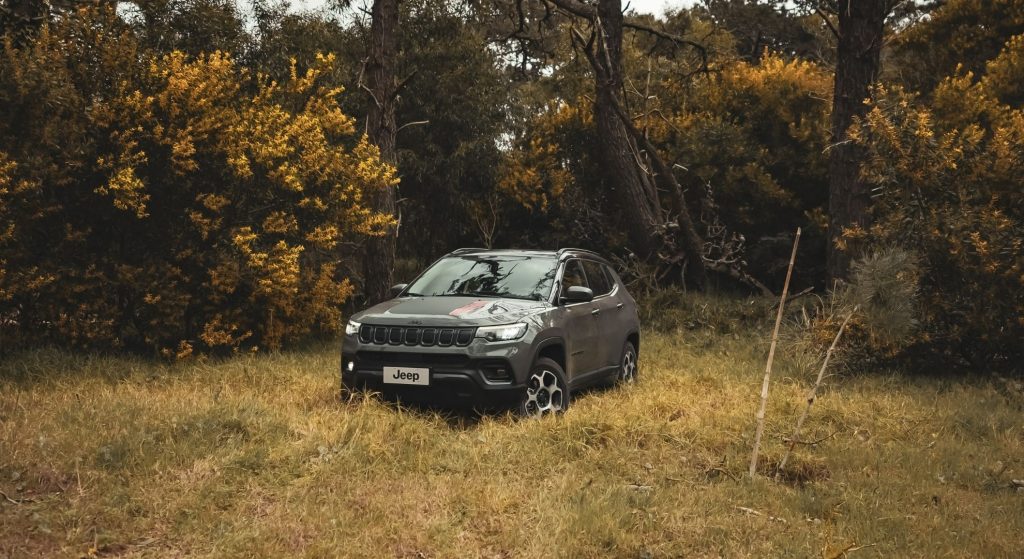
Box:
[602,264,619,292]
[582,260,612,296]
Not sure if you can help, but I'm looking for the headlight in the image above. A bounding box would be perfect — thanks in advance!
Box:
[475,323,527,342]
[345,319,361,336]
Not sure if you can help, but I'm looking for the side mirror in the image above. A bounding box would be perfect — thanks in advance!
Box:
[390,283,408,298]
[561,285,594,304]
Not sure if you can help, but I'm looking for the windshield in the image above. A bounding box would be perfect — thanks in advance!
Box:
[405,255,557,301]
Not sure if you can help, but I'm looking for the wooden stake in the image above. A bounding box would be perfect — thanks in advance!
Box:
[775,306,857,480]
[749,227,801,478]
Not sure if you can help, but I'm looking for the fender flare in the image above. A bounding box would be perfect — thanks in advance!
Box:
[531,335,568,371]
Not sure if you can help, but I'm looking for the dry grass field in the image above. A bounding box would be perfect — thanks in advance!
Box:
[1,295,1022,558]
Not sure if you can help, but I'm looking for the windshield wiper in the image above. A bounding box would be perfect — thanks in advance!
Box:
[463,291,542,301]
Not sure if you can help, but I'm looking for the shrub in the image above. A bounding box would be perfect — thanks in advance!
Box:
[0,8,395,355]
[847,35,1024,366]
[782,248,919,374]
[845,247,920,349]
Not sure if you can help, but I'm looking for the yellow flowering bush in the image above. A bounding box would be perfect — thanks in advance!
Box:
[0,8,395,355]
[849,35,1024,364]
[498,101,583,213]
[664,53,833,241]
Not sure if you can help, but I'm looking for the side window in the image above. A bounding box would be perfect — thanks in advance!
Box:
[582,260,611,296]
[602,264,620,292]
[560,259,589,297]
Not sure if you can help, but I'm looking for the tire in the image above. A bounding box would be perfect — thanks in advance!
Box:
[615,341,638,385]
[517,357,571,418]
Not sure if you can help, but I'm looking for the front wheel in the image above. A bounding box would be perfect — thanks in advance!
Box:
[517,357,570,418]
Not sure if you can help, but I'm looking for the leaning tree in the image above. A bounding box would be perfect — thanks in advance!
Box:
[495,0,712,287]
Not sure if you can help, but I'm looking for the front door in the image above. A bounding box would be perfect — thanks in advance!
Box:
[581,259,620,370]
[559,258,601,379]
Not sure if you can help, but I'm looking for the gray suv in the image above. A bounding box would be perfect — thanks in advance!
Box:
[341,248,640,416]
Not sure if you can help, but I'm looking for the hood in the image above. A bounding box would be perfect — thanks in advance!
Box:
[352,296,549,327]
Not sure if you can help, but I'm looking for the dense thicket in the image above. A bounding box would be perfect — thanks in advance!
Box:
[0,4,396,355]
[0,0,1021,365]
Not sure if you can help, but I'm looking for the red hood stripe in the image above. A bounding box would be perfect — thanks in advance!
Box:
[449,300,489,317]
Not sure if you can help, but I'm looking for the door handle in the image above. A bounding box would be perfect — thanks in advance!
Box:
[591,308,601,316]
[616,303,623,309]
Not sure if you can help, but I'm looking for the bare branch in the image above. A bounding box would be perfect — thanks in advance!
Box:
[776,307,858,480]
[544,0,596,19]
[360,83,383,109]
[504,0,529,41]
[770,286,815,310]
[356,59,382,109]
[782,431,838,446]
[570,26,598,68]
[705,261,773,297]
[396,120,429,134]
[816,7,840,39]
[392,70,418,100]
[0,490,35,504]
[750,228,801,478]
[623,20,710,81]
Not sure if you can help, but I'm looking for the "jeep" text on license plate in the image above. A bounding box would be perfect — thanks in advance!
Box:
[383,366,429,386]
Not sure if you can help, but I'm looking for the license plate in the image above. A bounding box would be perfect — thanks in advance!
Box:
[383,366,429,386]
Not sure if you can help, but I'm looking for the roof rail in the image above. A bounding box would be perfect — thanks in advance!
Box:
[557,247,602,257]
[448,247,489,254]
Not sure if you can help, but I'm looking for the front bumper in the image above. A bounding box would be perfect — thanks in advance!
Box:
[340,340,532,408]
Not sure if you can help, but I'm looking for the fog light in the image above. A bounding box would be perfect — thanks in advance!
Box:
[347,361,355,372]
[481,365,512,383]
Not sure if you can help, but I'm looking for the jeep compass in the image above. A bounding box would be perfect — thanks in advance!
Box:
[340,248,641,416]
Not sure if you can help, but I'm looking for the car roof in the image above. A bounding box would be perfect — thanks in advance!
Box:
[446,247,611,264]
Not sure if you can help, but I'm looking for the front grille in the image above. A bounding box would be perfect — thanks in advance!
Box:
[359,324,476,347]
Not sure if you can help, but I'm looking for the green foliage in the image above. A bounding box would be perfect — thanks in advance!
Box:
[893,0,1024,94]
[498,40,833,285]
[389,0,510,258]
[845,247,919,348]
[780,247,919,375]
[696,0,833,62]
[127,0,249,56]
[496,98,614,251]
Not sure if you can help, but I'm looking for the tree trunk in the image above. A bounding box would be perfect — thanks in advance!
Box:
[590,0,706,286]
[363,0,400,305]
[827,0,888,283]
[592,0,662,257]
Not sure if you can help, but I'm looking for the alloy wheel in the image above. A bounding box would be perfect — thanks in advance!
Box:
[522,369,564,417]
[619,348,637,383]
